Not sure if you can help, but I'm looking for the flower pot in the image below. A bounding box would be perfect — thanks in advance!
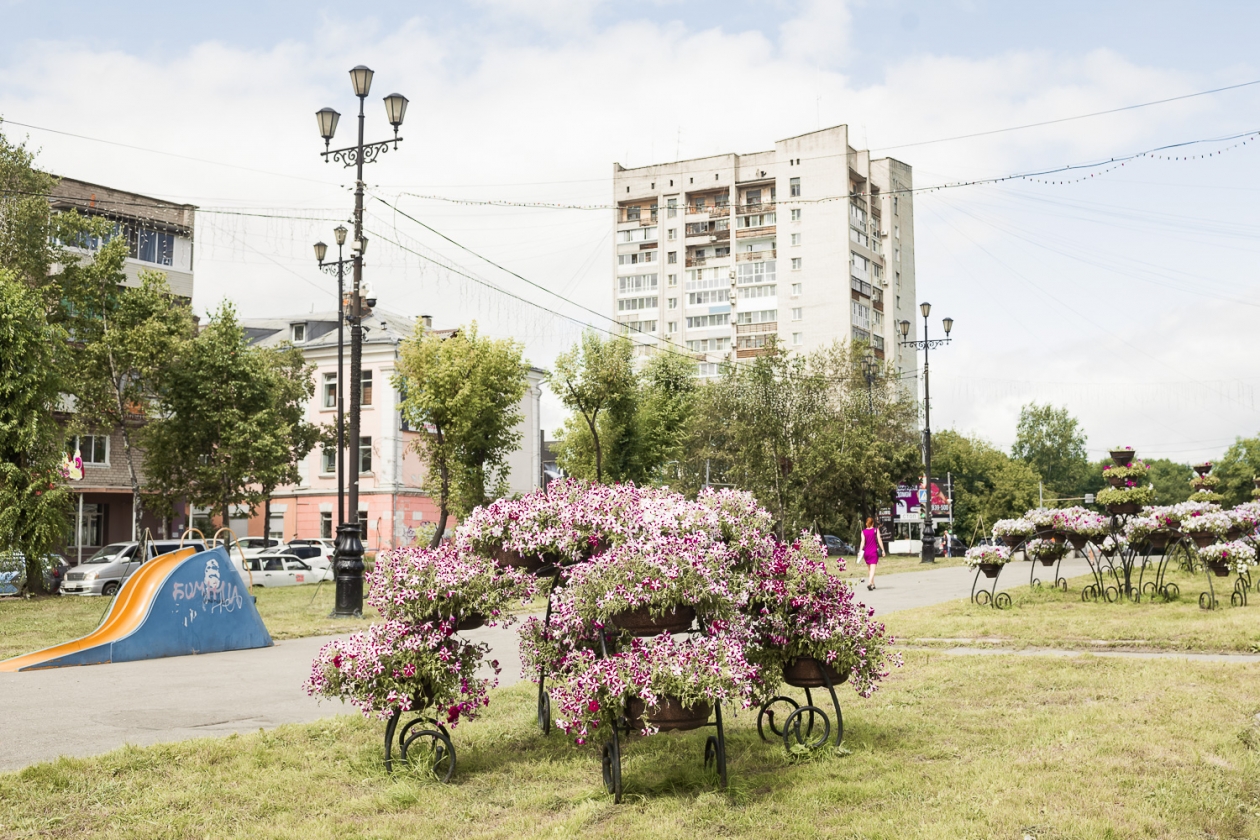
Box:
[1000,534,1024,548]
[1106,503,1140,515]
[610,604,695,636]
[1067,534,1088,551]
[1227,526,1242,540]
[493,546,544,572]
[1190,533,1217,549]
[1208,561,1232,577]
[1193,463,1212,477]
[782,657,850,688]
[1163,517,1181,530]
[1148,532,1170,549]
[978,562,1003,579]
[626,696,711,732]
[1106,476,1125,488]
[1110,450,1135,466]
[1037,556,1058,567]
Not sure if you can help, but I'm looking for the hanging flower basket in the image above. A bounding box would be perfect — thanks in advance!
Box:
[1191,533,1217,549]
[610,604,696,636]
[626,696,712,732]
[1193,463,1212,477]
[1000,534,1023,548]
[782,656,849,688]
[1067,533,1089,551]
[1110,449,1136,466]
[1208,561,1232,577]
[493,546,545,571]
[1148,531,1171,549]
[978,562,1003,578]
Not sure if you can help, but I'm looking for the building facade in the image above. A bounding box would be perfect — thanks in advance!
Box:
[240,311,545,550]
[49,178,198,558]
[611,125,917,377]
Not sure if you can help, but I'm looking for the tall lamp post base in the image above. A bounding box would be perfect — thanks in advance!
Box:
[921,524,936,565]
[330,522,365,618]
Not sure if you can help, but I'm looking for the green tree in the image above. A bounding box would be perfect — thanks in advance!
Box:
[0,127,57,288]
[72,270,197,538]
[932,430,1042,542]
[396,322,529,545]
[1146,458,1194,505]
[142,302,319,530]
[1011,402,1090,498]
[548,332,636,483]
[0,271,73,593]
[1213,436,1260,507]
[681,340,919,539]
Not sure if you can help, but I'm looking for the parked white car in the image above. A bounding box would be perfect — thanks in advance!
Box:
[239,554,328,587]
[236,537,283,560]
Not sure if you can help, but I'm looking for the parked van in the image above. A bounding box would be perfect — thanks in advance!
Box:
[60,540,208,597]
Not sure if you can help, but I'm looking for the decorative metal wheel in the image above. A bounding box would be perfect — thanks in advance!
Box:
[601,736,623,803]
[782,705,831,751]
[756,695,800,742]
[1199,591,1217,611]
[400,728,456,783]
[974,589,992,607]
[1161,582,1180,601]
[994,592,1012,610]
[1081,584,1099,603]
[1104,585,1119,603]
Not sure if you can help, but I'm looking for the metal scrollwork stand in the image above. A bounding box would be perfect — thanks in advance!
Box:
[756,662,844,754]
[971,563,1012,609]
[383,706,456,783]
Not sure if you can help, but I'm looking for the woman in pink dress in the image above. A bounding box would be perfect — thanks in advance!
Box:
[858,517,885,590]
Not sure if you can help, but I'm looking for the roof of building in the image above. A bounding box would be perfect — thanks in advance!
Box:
[241,309,441,351]
[47,177,196,235]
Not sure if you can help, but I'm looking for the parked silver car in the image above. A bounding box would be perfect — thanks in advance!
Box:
[60,540,207,597]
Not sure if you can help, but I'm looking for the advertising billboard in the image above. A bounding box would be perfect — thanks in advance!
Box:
[893,478,951,522]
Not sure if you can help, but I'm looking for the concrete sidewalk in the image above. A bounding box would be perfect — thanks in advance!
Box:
[0,556,1135,772]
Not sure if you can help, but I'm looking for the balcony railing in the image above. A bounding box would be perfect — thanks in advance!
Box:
[736,322,777,335]
[736,249,776,262]
[736,346,773,358]
[850,195,868,212]
[687,204,731,217]
[737,202,776,214]
[851,277,872,296]
[621,210,659,224]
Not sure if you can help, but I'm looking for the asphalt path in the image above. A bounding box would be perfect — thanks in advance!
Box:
[0,555,1130,771]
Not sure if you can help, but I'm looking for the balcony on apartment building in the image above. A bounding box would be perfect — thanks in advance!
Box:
[685,245,731,268]
[684,221,730,247]
[619,204,659,225]
[686,190,731,219]
[737,249,776,263]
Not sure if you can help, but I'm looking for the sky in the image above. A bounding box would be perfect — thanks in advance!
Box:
[3,0,1260,463]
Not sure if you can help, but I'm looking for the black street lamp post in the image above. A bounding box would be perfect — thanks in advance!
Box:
[316,66,408,617]
[860,351,877,414]
[899,304,954,565]
[314,225,349,530]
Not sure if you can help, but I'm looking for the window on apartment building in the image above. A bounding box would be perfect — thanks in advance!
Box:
[668,298,677,309]
[667,229,676,240]
[667,321,677,333]
[791,282,802,297]
[895,247,901,263]
[321,446,336,474]
[791,208,801,221]
[790,233,801,246]
[322,372,337,408]
[668,274,677,287]
[667,197,677,218]
[626,205,641,221]
[360,370,373,406]
[789,177,801,197]
[893,196,899,215]
[291,323,306,343]
[667,251,677,264]
[896,270,901,288]
[791,258,802,270]
[896,295,901,309]
[320,512,332,539]
[791,307,802,321]
[67,435,109,465]
[895,225,900,239]
[792,332,803,346]
[359,437,373,474]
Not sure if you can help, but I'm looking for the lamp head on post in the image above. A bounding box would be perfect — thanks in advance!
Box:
[314,241,328,264]
[898,319,911,339]
[383,93,408,145]
[920,301,932,319]
[349,65,374,98]
[333,225,348,247]
[315,108,340,152]
[942,317,954,337]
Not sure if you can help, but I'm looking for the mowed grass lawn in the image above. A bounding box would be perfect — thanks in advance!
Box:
[2,652,1258,839]
[0,584,380,661]
[885,565,1260,653]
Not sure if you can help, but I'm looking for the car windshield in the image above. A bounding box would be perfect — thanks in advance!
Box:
[85,544,130,564]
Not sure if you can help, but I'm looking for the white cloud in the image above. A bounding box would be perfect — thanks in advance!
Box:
[779,0,853,68]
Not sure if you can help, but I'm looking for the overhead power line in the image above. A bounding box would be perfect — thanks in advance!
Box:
[872,77,1260,151]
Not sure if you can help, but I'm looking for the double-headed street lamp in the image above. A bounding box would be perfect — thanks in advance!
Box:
[899,303,954,565]
[315,65,408,618]
[314,225,349,531]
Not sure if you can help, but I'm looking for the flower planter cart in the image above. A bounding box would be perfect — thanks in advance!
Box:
[383,703,456,782]
[756,657,847,753]
[970,562,1012,609]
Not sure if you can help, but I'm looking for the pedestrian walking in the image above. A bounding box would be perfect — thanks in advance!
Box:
[942,529,951,558]
[859,517,885,590]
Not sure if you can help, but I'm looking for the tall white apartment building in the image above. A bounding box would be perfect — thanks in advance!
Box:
[611,125,917,378]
